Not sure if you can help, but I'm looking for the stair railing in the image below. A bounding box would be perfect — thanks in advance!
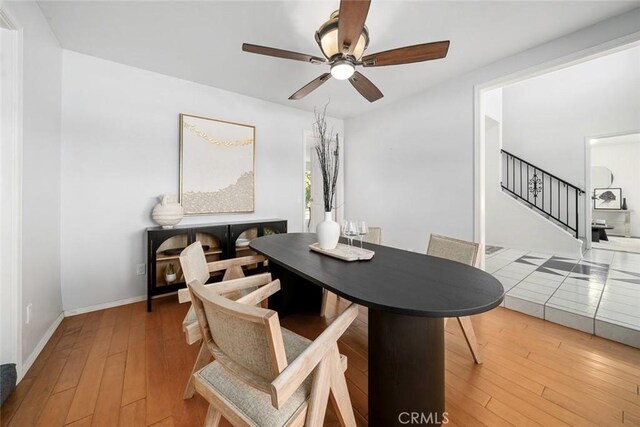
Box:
[500,149,585,238]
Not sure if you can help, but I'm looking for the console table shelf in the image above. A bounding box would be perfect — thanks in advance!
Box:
[592,209,632,238]
[146,219,287,311]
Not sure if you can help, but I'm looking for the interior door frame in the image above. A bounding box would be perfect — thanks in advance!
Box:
[0,7,24,379]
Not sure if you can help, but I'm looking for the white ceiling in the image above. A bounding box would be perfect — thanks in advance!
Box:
[38,1,640,119]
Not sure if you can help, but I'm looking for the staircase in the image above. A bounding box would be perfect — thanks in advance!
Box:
[500,149,585,239]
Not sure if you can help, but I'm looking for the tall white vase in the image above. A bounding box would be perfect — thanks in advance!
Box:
[317,211,340,250]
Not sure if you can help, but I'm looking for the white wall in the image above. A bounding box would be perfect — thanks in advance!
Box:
[4,1,63,367]
[0,24,19,366]
[592,140,640,237]
[60,50,343,311]
[343,8,640,252]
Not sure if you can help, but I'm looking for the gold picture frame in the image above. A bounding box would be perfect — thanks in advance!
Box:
[179,113,255,215]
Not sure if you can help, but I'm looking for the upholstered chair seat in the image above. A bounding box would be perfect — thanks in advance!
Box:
[196,328,312,426]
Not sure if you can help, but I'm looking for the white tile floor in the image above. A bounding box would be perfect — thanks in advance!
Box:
[485,246,640,348]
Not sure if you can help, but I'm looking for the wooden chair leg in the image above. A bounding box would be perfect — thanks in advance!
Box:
[183,342,213,399]
[457,316,482,364]
[305,354,332,427]
[328,346,357,427]
[204,405,221,427]
[321,290,338,317]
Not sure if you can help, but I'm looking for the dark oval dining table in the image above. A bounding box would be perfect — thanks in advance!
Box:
[251,233,504,426]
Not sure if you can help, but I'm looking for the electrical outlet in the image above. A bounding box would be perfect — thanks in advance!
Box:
[26,303,32,324]
[136,264,146,275]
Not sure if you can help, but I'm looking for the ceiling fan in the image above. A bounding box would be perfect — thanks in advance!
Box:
[242,0,450,103]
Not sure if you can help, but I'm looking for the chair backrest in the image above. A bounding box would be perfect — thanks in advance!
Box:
[426,234,479,267]
[188,279,288,392]
[363,227,382,244]
[180,241,210,285]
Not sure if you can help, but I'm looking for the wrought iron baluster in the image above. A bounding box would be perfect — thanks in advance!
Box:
[558,180,560,221]
[541,172,545,212]
[519,160,522,196]
[550,176,553,216]
[566,184,569,226]
[527,165,530,202]
[506,153,509,188]
[575,189,579,238]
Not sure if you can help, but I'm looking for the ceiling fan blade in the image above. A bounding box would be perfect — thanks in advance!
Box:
[362,41,450,67]
[338,0,371,55]
[289,73,332,100]
[349,71,383,102]
[242,43,326,64]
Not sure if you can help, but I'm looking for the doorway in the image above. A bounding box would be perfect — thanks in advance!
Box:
[588,131,640,252]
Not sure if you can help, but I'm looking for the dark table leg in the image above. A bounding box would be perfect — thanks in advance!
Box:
[369,309,446,426]
[267,262,323,317]
[592,229,600,242]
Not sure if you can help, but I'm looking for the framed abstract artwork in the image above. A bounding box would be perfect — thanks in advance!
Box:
[179,113,255,215]
[593,187,622,210]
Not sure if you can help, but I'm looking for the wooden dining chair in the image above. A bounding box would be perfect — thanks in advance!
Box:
[321,227,382,318]
[188,278,358,427]
[426,234,483,364]
[178,241,268,399]
[362,226,382,245]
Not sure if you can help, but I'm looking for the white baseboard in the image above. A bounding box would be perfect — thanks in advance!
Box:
[63,292,177,317]
[63,295,147,317]
[20,312,64,381]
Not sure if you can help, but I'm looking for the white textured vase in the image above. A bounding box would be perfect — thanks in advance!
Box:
[152,194,184,229]
[317,211,340,250]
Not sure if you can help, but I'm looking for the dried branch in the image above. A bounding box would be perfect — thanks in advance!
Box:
[313,102,340,212]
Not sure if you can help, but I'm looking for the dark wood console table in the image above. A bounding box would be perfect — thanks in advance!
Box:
[146,219,286,311]
[250,233,504,426]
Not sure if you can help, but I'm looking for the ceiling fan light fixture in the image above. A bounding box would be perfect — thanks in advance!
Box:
[316,10,369,60]
[330,60,355,80]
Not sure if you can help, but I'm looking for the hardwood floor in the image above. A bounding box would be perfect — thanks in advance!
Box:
[2,295,640,426]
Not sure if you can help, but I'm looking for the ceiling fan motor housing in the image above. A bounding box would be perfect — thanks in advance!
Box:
[315,10,370,61]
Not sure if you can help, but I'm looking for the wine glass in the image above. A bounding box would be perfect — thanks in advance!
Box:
[342,220,358,253]
[357,221,368,249]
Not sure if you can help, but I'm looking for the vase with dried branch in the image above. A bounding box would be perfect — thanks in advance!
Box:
[313,103,341,249]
